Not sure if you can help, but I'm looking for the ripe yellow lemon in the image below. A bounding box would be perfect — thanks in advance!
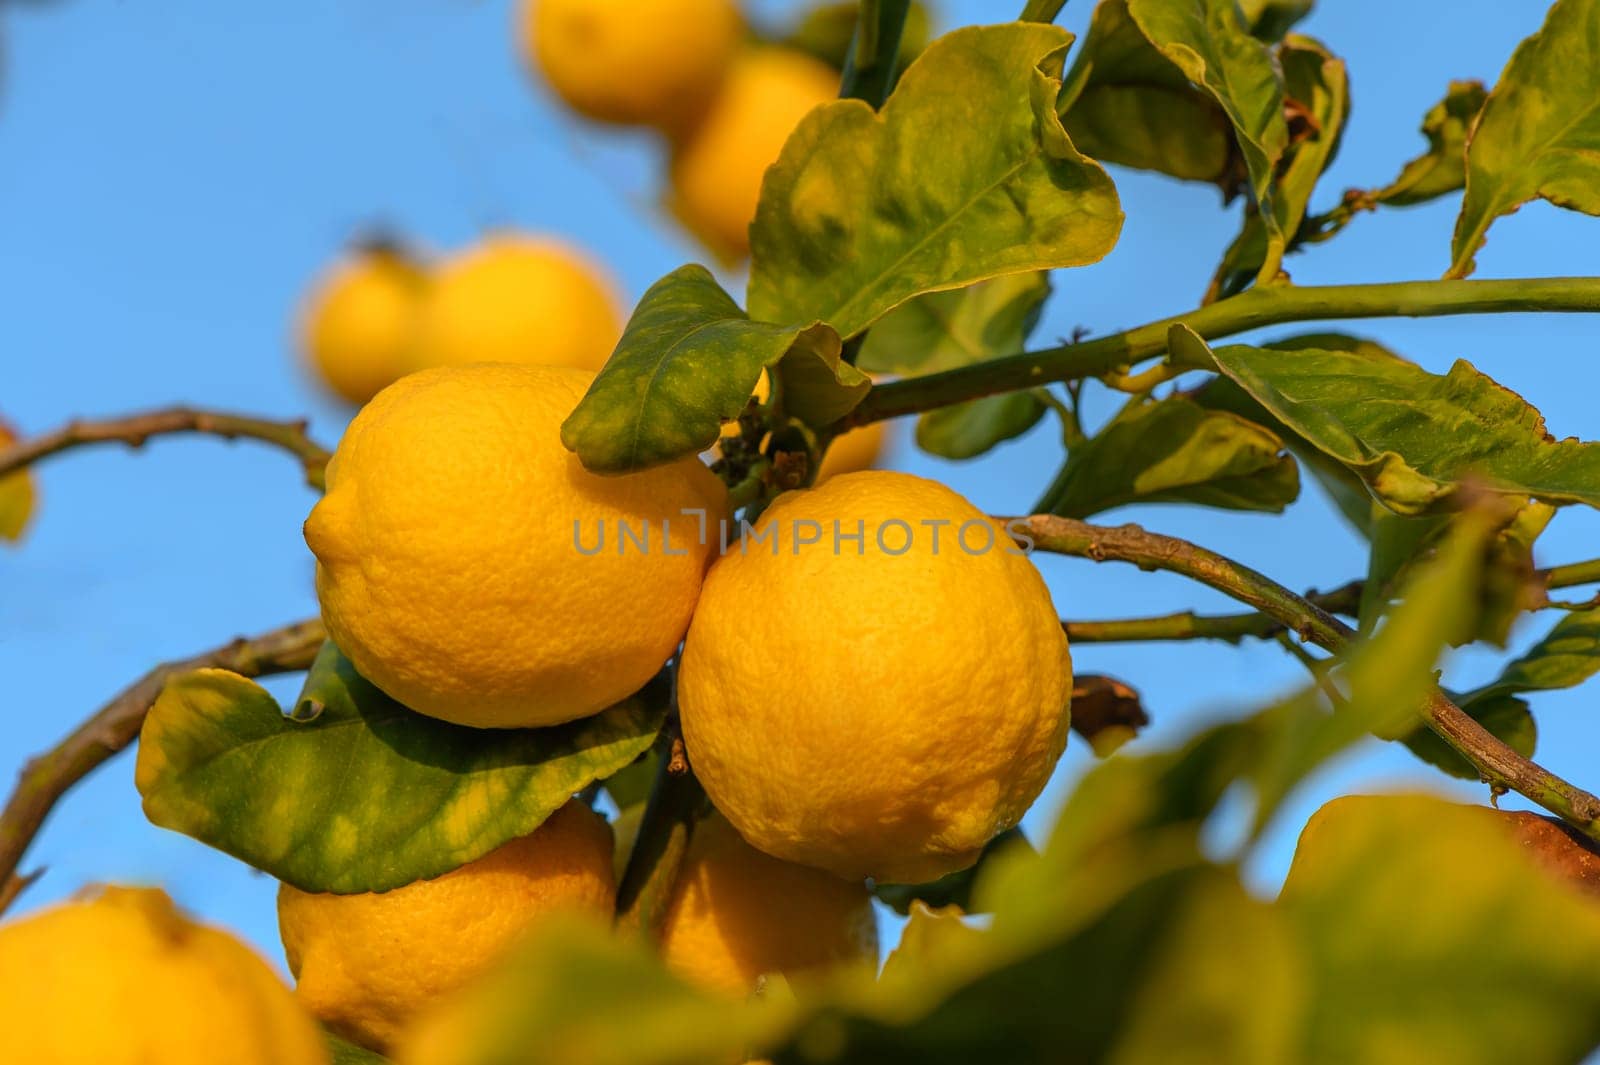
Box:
[521,0,743,134]
[304,363,727,728]
[817,422,888,483]
[679,471,1072,884]
[299,244,428,406]
[0,885,328,1065]
[410,235,622,374]
[659,814,878,995]
[668,48,840,260]
[278,801,615,1052]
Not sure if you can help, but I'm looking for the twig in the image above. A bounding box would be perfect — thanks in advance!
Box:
[0,408,332,490]
[1014,514,1600,837]
[1064,580,1363,644]
[614,715,706,937]
[839,0,912,108]
[0,618,327,914]
[1018,0,1068,22]
[841,277,1600,429]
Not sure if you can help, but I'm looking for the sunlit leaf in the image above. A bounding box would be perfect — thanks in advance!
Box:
[1281,794,1600,1064]
[391,917,776,1065]
[1058,0,1237,187]
[0,419,35,544]
[1206,340,1600,515]
[1373,80,1488,208]
[136,646,666,893]
[1239,0,1313,41]
[1126,0,1290,270]
[858,272,1053,459]
[748,23,1122,339]
[1042,395,1299,519]
[1208,35,1348,299]
[1448,0,1600,278]
[561,266,851,473]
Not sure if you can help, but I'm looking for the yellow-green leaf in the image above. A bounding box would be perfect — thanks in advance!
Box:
[1207,340,1600,515]
[1208,35,1348,299]
[0,419,35,543]
[1058,0,1237,187]
[1126,0,1290,272]
[561,265,847,473]
[1448,0,1600,278]
[1042,395,1299,518]
[1281,794,1600,1064]
[747,23,1122,339]
[1374,80,1488,208]
[136,645,666,893]
[1239,0,1313,41]
[1464,605,1600,704]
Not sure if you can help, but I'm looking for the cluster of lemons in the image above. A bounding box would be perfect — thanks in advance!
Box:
[0,2,1074,1062]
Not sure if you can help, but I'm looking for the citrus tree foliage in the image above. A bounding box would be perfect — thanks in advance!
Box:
[7,0,1600,1063]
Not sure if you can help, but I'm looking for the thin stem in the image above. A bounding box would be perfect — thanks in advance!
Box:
[1545,557,1600,592]
[841,277,1600,429]
[839,0,912,108]
[0,408,332,490]
[0,618,326,914]
[1015,514,1600,836]
[615,715,707,937]
[1064,580,1363,644]
[1019,0,1069,22]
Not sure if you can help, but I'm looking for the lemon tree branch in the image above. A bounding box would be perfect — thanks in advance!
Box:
[0,618,327,915]
[614,714,707,936]
[1015,514,1600,838]
[0,408,332,490]
[1019,0,1069,24]
[842,276,1600,428]
[839,0,912,107]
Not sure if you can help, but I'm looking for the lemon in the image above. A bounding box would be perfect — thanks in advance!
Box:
[521,0,743,134]
[660,814,878,995]
[304,363,727,728]
[0,419,34,542]
[679,471,1072,884]
[0,885,328,1064]
[669,48,840,260]
[818,422,888,482]
[278,801,615,1052]
[410,234,622,374]
[299,243,428,406]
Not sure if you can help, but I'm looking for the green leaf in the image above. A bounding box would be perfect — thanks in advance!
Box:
[392,917,776,1065]
[1058,0,1237,187]
[1126,0,1290,273]
[1188,337,1383,536]
[857,272,1054,460]
[1449,0,1600,278]
[1280,794,1600,1064]
[1465,605,1600,704]
[0,419,34,543]
[747,23,1122,339]
[1208,35,1349,299]
[1206,340,1600,515]
[1239,0,1313,41]
[1373,80,1488,208]
[136,645,667,893]
[560,265,848,473]
[1042,395,1299,519]
[783,0,934,75]
[327,1030,390,1065]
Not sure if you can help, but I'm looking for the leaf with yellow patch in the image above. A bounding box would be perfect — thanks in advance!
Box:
[0,419,35,543]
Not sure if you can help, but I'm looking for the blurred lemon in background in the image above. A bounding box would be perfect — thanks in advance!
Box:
[299,242,428,406]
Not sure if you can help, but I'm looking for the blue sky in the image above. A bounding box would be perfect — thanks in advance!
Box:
[2,0,1598,971]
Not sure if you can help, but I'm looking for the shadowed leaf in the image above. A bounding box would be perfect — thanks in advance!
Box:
[1043,395,1299,519]
[136,645,666,893]
[1058,0,1236,187]
[1449,0,1600,278]
[561,265,851,473]
[748,23,1122,339]
[858,272,1053,459]
[1239,0,1313,41]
